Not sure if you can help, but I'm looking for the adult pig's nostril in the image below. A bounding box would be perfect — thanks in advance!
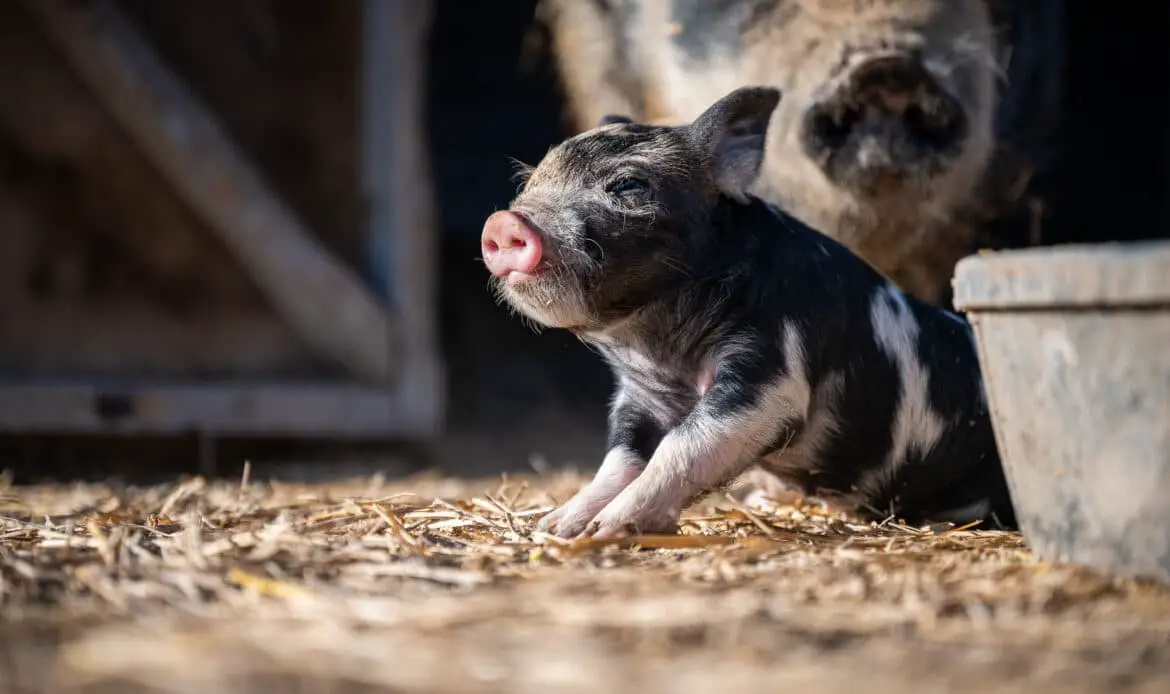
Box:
[807,103,862,152]
[481,210,544,278]
[902,99,965,150]
[799,53,969,189]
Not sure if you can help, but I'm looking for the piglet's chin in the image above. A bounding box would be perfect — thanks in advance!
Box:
[499,287,591,331]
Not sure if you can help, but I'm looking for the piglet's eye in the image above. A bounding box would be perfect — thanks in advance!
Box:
[606,177,649,196]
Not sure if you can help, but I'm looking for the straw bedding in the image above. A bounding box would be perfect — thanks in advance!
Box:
[2,467,1169,694]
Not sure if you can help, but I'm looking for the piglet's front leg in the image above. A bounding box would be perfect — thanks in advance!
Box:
[537,398,664,538]
[584,364,805,539]
[537,446,645,538]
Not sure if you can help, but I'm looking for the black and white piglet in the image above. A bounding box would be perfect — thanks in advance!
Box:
[480,85,1015,539]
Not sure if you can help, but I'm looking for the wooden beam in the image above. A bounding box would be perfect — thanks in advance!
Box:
[21,0,399,385]
[0,381,434,438]
[361,0,445,434]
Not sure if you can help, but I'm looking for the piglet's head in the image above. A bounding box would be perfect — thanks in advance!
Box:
[481,86,782,331]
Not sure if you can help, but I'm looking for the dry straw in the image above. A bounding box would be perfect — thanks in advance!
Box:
[2,468,1169,694]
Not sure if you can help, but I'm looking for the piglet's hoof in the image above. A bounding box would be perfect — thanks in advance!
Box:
[535,507,565,533]
[536,504,599,539]
[583,520,638,541]
[580,503,679,540]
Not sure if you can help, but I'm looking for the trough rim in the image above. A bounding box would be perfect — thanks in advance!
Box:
[952,240,1170,312]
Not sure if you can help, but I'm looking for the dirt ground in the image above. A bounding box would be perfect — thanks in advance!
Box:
[2,470,1169,694]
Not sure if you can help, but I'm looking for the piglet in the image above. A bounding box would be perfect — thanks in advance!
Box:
[480,85,1015,539]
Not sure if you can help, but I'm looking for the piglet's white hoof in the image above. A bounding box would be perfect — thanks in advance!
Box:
[535,507,563,533]
[582,501,680,540]
[583,521,634,541]
[537,502,606,539]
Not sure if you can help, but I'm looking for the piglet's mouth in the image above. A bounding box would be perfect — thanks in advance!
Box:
[500,266,549,286]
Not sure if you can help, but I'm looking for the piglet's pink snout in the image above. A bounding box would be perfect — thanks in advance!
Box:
[481,210,543,278]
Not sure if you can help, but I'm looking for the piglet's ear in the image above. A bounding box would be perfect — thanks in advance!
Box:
[687,86,782,201]
[598,113,634,127]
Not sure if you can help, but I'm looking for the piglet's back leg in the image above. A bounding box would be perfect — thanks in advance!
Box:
[736,466,804,507]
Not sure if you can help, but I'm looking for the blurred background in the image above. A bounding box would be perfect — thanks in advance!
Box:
[0,0,1165,486]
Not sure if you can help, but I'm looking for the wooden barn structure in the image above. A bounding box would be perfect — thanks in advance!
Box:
[0,0,442,445]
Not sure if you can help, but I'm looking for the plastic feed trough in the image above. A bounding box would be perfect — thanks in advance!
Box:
[953,240,1170,584]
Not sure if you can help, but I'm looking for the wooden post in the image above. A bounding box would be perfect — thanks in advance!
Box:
[361,0,444,435]
[22,0,400,385]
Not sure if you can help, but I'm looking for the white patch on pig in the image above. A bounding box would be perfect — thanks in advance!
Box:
[760,369,844,480]
[862,284,946,497]
[582,443,645,496]
[757,321,830,476]
[772,320,814,426]
[629,389,686,440]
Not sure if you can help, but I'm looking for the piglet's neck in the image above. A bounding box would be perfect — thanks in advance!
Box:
[582,305,669,347]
